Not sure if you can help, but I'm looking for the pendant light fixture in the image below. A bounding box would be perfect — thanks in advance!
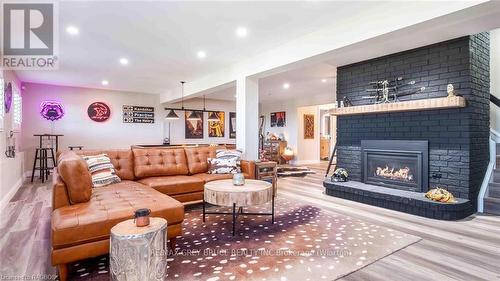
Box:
[187,89,201,121]
[207,111,219,122]
[203,94,219,122]
[165,81,184,120]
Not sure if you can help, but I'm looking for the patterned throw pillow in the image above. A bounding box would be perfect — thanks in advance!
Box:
[208,157,239,174]
[82,154,121,188]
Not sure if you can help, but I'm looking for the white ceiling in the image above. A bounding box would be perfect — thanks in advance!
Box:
[14,1,376,94]
[205,63,336,102]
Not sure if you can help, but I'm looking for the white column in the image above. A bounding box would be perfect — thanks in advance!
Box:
[236,76,259,160]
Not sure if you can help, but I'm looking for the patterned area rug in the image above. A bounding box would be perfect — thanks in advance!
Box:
[69,197,420,281]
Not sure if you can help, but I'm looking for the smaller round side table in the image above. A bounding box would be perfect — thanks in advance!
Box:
[110,217,168,281]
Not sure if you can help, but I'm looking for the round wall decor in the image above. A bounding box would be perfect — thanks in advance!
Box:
[40,101,65,121]
[87,102,111,122]
[4,82,12,113]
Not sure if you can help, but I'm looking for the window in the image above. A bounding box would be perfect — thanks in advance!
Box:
[12,84,22,131]
[0,78,4,131]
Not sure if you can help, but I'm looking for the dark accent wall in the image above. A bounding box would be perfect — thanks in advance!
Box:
[336,34,490,208]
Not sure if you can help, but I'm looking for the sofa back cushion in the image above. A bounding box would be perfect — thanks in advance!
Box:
[58,151,93,204]
[184,146,217,174]
[74,149,135,180]
[133,148,189,178]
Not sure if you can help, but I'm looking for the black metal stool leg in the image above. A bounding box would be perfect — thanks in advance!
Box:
[203,199,206,223]
[49,148,56,169]
[45,149,50,180]
[31,149,39,183]
[232,203,236,236]
[41,149,46,183]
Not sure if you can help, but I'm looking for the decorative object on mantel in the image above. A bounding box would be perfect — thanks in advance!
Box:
[342,96,353,107]
[362,76,425,104]
[425,188,457,203]
[447,83,456,98]
[123,105,155,123]
[4,82,12,113]
[303,114,315,139]
[87,102,111,122]
[330,96,466,116]
[40,101,64,121]
[332,168,349,182]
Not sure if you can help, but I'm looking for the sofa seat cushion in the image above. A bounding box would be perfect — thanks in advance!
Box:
[138,176,204,195]
[192,173,234,183]
[51,181,184,249]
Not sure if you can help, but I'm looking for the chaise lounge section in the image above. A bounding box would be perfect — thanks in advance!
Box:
[51,146,255,280]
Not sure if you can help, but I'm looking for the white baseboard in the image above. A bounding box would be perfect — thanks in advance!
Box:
[0,175,24,212]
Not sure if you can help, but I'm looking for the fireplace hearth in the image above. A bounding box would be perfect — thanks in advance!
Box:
[361,140,428,192]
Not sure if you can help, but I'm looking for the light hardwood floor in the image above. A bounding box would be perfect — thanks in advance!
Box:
[1,165,499,280]
[279,162,500,281]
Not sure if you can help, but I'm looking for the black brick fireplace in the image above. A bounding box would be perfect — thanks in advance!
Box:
[324,34,490,220]
[361,140,428,192]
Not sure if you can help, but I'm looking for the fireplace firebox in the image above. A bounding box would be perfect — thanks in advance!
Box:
[361,140,428,192]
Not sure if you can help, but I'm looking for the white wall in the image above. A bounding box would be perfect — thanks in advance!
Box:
[491,28,500,133]
[21,83,164,172]
[165,98,236,145]
[0,70,25,210]
[296,105,321,165]
[259,92,335,164]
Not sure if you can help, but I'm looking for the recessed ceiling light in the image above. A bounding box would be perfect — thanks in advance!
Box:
[119,57,129,65]
[197,51,206,59]
[321,78,327,83]
[236,26,248,38]
[283,83,290,89]
[66,25,79,36]
[101,80,109,86]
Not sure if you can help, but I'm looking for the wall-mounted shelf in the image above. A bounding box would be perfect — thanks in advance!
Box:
[330,96,466,116]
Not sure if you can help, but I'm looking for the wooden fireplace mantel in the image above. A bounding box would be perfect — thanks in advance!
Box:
[329,96,466,116]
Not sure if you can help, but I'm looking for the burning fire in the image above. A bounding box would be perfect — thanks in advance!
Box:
[375,166,414,182]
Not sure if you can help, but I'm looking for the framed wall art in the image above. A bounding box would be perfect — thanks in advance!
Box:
[229,112,236,139]
[208,111,225,137]
[88,102,111,122]
[185,111,204,139]
[304,114,315,139]
[270,111,286,127]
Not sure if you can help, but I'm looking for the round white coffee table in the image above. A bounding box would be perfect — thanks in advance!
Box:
[110,217,168,281]
[203,179,274,236]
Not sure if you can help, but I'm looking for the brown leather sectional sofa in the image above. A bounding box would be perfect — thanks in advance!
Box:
[51,146,255,281]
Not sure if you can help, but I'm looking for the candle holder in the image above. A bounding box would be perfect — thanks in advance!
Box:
[232,173,245,186]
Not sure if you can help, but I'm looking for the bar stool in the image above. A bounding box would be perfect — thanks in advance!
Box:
[31,147,56,183]
[68,145,83,151]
